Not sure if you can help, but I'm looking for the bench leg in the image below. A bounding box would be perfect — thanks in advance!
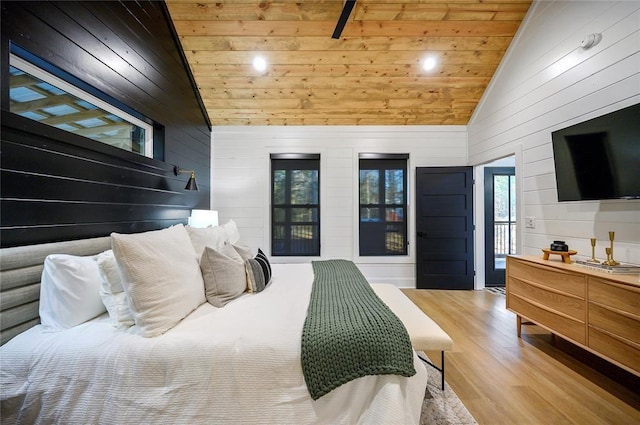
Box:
[417,351,446,391]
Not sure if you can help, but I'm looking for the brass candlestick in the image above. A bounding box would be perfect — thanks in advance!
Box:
[604,247,613,265]
[586,238,599,263]
[603,232,619,266]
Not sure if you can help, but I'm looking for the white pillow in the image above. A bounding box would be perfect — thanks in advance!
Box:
[221,219,241,244]
[186,225,227,259]
[39,254,106,329]
[200,243,246,308]
[96,250,134,329]
[111,224,206,337]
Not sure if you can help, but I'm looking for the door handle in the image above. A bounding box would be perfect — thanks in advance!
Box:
[417,231,426,238]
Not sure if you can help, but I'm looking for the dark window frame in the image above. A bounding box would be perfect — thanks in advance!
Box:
[270,153,320,256]
[359,153,409,256]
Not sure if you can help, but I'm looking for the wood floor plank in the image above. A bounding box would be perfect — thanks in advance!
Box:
[402,289,640,425]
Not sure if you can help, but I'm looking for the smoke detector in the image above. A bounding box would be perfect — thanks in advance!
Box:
[580,33,601,49]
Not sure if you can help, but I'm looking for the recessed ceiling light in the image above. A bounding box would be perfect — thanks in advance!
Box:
[421,56,437,72]
[252,56,267,73]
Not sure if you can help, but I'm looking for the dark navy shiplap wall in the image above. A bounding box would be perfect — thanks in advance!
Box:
[0,1,211,248]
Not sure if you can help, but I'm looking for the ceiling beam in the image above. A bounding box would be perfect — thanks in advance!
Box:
[332,1,356,39]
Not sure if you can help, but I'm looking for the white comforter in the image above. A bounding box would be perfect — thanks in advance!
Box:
[1,264,428,425]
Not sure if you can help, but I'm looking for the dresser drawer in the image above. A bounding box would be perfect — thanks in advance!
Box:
[588,326,640,374]
[589,277,640,317]
[508,260,585,297]
[510,277,585,321]
[589,303,640,345]
[509,294,586,344]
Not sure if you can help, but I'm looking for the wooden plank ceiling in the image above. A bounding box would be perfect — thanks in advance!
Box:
[165,0,532,125]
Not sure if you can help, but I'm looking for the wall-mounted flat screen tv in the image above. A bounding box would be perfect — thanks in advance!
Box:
[551,103,640,201]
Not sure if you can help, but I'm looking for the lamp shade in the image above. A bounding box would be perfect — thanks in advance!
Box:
[188,210,219,228]
[174,166,198,191]
[185,171,198,191]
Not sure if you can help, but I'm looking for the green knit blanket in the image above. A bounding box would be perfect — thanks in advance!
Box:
[301,259,416,400]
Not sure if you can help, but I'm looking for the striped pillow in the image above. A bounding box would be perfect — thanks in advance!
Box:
[245,249,272,293]
[256,249,272,284]
[245,259,266,293]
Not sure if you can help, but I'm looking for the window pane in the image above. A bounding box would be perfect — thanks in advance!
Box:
[291,207,315,222]
[359,170,379,204]
[290,225,318,254]
[9,58,152,157]
[385,224,405,254]
[385,169,404,204]
[273,170,286,204]
[273,225,285,240]
[493,175,509,221]
[273,207,286,223]
[509,175,516,221]
[359,157,408,256]
[291,170,318,204]
[360,207,380,222]
[271,157,320,256]
[386,208,403,222]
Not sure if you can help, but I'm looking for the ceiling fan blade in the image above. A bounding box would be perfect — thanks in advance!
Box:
[331,0,356,39]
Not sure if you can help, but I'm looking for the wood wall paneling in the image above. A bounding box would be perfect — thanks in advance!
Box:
[1,1,211,248]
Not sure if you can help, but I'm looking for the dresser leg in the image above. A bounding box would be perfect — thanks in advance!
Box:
[517,315,522,337]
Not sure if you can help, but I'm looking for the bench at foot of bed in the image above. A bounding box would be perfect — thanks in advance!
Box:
[371,283,453,391]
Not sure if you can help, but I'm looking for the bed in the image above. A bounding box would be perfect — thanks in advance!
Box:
[0,223,428,424]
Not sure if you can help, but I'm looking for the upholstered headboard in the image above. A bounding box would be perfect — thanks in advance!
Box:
[0,237,111,345]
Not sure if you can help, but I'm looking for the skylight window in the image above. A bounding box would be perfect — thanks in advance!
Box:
[41,104,79,116]
[75,100,98,110]
[9,53,153,158]
[19,111,46,120]
[54,123,77,132]
[75,118,106,128]
[9,86,46,102]
[36,82,66,95]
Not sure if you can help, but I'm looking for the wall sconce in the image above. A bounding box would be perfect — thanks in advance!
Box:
[188,209,219,228]
[174,166,198,191]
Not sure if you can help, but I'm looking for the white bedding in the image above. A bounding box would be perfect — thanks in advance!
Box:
[1,263,428,425]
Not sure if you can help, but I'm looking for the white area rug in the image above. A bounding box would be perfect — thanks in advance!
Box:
[419,354,478,425]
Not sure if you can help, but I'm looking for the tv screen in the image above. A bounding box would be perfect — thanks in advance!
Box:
[551,103,640,201]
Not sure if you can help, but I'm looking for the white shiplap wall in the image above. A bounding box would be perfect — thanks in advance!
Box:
[468,0,640,265]
[211,126,467,287]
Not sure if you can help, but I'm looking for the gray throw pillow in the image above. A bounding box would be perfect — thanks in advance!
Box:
[200,244,247,308]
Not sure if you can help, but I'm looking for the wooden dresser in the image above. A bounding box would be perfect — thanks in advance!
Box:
[506,255,640,376]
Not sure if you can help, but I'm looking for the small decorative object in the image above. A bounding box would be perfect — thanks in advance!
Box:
[586,238,600,263]
[603,231,620,266]
[542,248,577,263]
[603,247,614,266]
[576,259,640,274]
[550,240,569,252]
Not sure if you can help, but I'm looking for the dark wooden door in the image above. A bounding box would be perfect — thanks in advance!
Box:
[416,167,474,289]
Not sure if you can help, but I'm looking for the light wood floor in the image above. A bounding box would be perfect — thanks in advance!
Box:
[402,289,640,425]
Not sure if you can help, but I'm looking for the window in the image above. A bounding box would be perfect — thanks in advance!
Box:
[9,53,153,157]
[359,154,408,256]
[271,154,320,256]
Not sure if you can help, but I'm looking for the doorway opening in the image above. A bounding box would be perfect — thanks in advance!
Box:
[483,158,516,287]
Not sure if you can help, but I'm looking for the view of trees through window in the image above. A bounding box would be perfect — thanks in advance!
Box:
[493,174,516,260]
[271,156,320,256]
[359,156,408,256]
